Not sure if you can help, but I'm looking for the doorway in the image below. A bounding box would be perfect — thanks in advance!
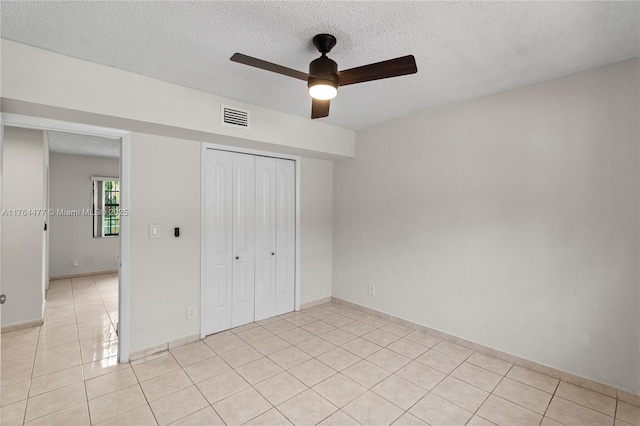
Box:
[0,113,131,363]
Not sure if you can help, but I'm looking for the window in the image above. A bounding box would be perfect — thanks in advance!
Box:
[92,177,120,237]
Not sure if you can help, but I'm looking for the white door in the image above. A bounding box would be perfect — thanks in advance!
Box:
[275,159,296,315]
[203,149,233,335]
[231,153,255,327]
[254,157,276,321]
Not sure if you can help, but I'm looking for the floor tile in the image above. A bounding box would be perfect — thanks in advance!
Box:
[278,389,337,426]
[359,315,390,328]
[261,318,298,335]
[366,348,411,373]
[317,347,361,371]
[492,377,552,414]
[432,341,474,360]
[342,360,390,389]
[236,357,284,385]
[466,415,497,426]
[254,371,308,406]
[451,362,502,392]
[296,336,337,357]
[204,334,247,354]
[149,385,209,426]
[88,384,147,425]
[1,399,27,426]
[545,396,613,426]
[283,314,316,327]
[279,328,315,345]
[237,326,275,344]
[219,344,263,368]
[341,321,375,337]
[131,354,180,382]
[183,355,231,383]
[245,408,293,426]
[540,417,565,426]
[85,366,138,400]
[320,329,357,346]
[196,370,249,404]
[170,406,225,425]
[343,391,404,426]
[313,374,367,408]
[29,365,84,398]
[322,314,355,328]
[396,360,447,390]
[380,322,414,337]
[302,321,337,336]
[466,352,512,375]
[304,308,335,320]
[318,410,361,426]
[361,329,400,347]
[1,380,31,407]
[506,365,559,393]
[169,341,214,367]
[213,387,272,425]
[24,401,89,426]
[24,382,86,423]
[269,346,313,370]
[96,404,157,425]
[251,335,292,356]
[431,376,489,412]
[617,401,640,426]
[477,395,543,426]
[341,338,382,358]
[409,393,473,426]
[415,348,463,374]
[371,374,427,410]
[555,381,616,416]
[386,338,429,359]
[140,368,193,402]
[289,359,337,387]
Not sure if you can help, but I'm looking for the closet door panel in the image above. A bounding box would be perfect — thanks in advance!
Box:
[254,157,277,321]
[275,159,296,315]
[203,149,233,335]
[231,153,256,328]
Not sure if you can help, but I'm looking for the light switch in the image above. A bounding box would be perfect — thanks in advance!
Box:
[149,224,161,239]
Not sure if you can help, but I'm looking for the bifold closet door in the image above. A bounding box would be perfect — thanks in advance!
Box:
[254,157,277,321]
[275,159,295,316]
[203,150,255,335]
[255,158,295,320]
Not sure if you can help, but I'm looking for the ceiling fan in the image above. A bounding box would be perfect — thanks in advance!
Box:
[230,34,418,119]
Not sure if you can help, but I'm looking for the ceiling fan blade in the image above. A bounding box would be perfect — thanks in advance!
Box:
[230,53,310,81]
[311,98,330,119]
[338,55,417,86]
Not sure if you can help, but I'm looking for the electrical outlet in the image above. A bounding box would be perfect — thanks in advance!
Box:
[368,284,376,296]
[115,254,120,261]
[72,260,78,267]
[187,306,197,320]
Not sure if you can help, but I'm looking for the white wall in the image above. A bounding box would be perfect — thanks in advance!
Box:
[49,152,120,276]
[1,127,45,326]
[332,59,640,393]
[129,133,201,351]
[1,39,355,160]
[300,158,333,304]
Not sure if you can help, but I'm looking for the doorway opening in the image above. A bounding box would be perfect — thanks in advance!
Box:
[0,114,131,364]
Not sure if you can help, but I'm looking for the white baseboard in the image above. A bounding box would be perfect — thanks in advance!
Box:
[1,318,43,333]
[50,270,118,280]
[299,296,332,310]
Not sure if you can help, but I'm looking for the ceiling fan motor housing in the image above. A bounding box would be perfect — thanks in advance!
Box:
[308,55,339,91]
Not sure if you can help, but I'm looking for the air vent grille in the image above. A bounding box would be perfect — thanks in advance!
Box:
[221,105,250,129]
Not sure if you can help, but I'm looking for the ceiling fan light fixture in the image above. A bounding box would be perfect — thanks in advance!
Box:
[308,80,338,100]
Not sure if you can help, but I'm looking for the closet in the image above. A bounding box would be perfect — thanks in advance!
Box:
[202,148,295,336]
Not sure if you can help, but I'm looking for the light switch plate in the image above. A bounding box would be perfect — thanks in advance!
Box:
[149,224,161,239]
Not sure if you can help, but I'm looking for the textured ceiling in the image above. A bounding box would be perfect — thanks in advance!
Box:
[2,1,639,130]
[48,131,120,158]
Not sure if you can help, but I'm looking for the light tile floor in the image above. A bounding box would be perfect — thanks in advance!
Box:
[1,274,639,425]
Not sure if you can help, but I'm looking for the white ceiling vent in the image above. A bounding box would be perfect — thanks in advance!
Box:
[221,105,250,129]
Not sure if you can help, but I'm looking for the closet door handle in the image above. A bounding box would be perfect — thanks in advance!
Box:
[271,252,275,256]
[235,256,240,260]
